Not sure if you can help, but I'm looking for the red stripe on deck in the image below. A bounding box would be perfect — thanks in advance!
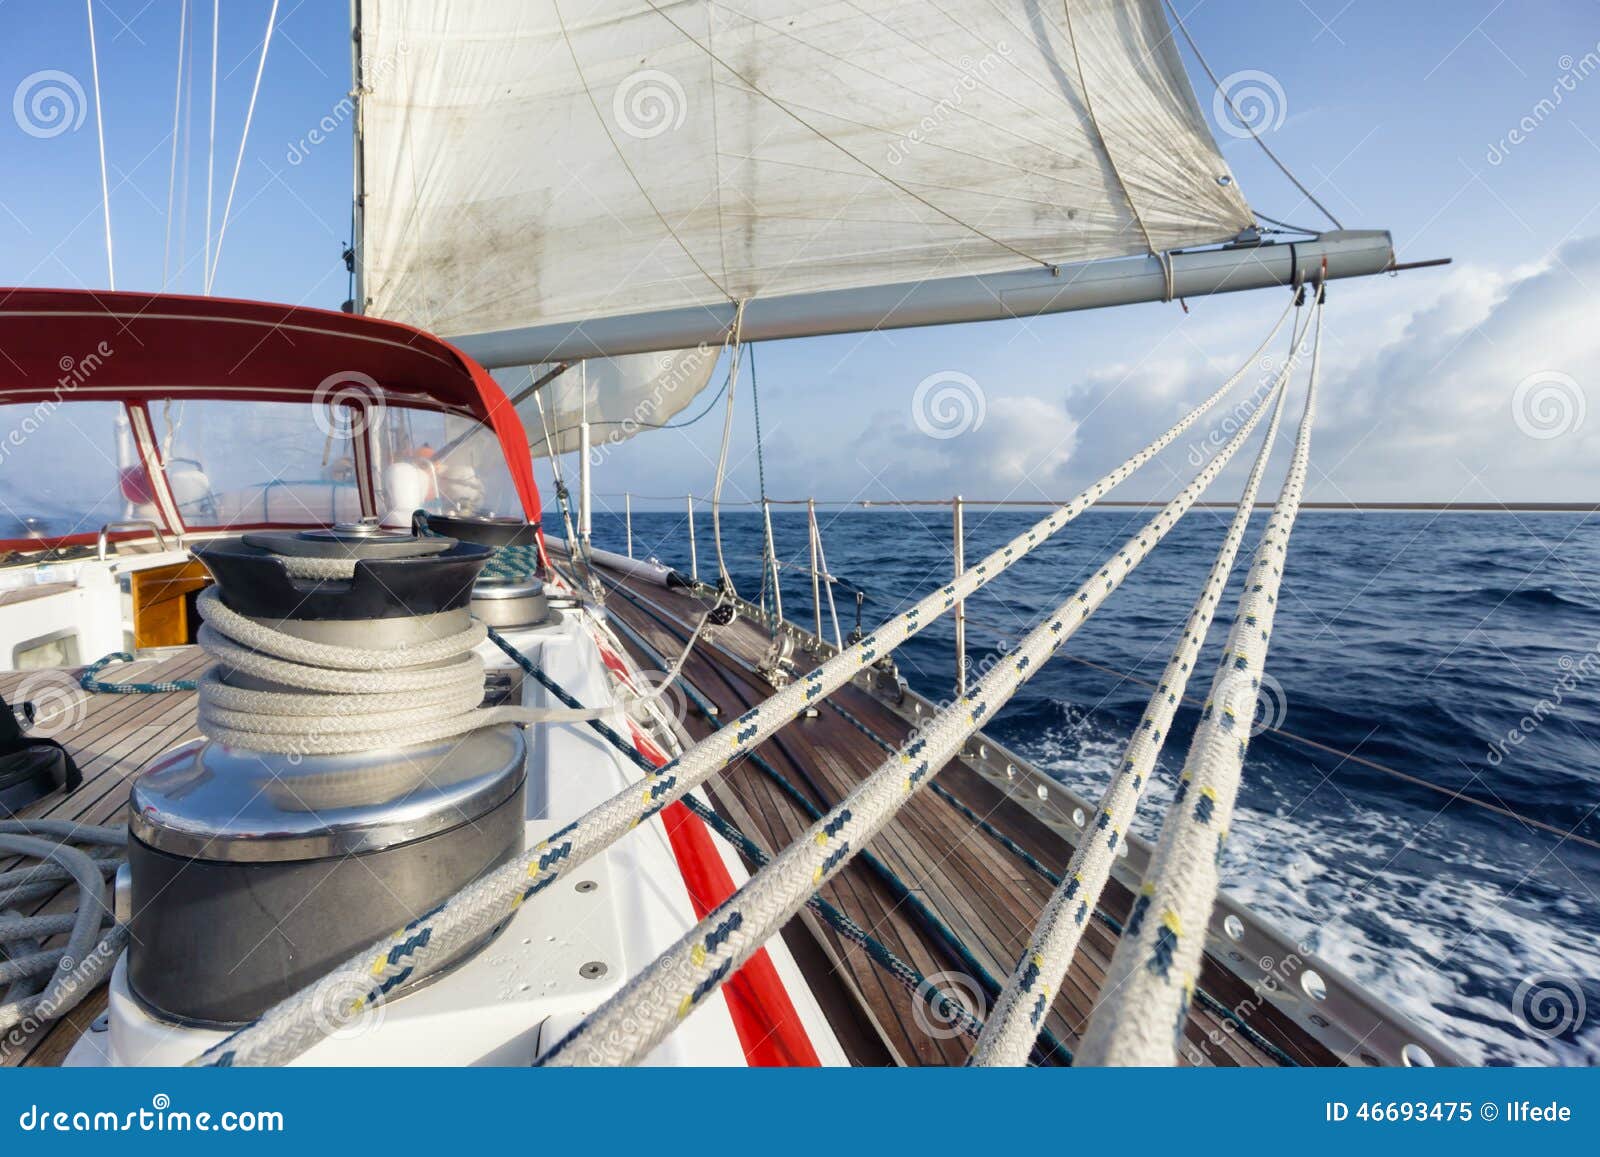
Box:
[627,721,820,1068]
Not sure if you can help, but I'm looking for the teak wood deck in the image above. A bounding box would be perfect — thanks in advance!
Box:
[2,647,208,1067]
[1,580,1336,1068]
[595,568,1336,1067]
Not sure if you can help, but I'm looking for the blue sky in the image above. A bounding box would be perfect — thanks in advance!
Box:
[3,1,1598,511]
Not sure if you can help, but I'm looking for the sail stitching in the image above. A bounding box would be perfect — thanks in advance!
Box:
[551,0,737,304]
[1058,0,1158,258]
[638,0,1054,272]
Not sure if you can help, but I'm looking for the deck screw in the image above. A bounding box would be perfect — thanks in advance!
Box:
[575,879,598,893]
[579,961,608,980]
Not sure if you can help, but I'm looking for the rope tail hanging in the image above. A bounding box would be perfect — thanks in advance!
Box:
[1077,288,1327,1067]
[971,298,1312,1066]
[710,301,748,597]
[535,308,1301,1066]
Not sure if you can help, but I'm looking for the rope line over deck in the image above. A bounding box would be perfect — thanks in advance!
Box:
[1079,292,1327,1065]
[973,301,1311,1066]
[192,301,1295,1067]
[538,305,1301,1066]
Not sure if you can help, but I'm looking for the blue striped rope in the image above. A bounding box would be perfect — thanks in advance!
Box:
[481,622,989,1047]
[823,693,1300,1066]
[597,582,1073,1064]
[79,652,198,694]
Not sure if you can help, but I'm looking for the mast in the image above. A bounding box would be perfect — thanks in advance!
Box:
[348,0,366,315]
[452,230,1394,369]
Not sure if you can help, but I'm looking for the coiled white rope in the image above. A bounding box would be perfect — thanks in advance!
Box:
[192,302,1292,1066]
[1077,293,1326,1066]
[537,320,1297,1065]
[194,557,633,756]
[971,304,1311,1066]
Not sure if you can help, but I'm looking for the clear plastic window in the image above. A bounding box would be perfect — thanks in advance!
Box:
[152,400,365,528]
[0,401,157,541]
[373,407,523,524]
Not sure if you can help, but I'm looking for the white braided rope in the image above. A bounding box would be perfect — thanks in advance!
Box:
[971,306,1310,1066]
[191,303,1290,1066]
[194,579,606,756]
[1076,296,1325,1066]
[538,335,1294,1066]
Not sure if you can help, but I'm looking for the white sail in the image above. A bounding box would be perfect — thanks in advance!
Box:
[492,344,720,460]
[358,0,1253,344]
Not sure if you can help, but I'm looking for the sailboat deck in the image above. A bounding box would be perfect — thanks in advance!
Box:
[596,569,1339,1067]
[1,646,208,1067]
[1,585,1338,1067]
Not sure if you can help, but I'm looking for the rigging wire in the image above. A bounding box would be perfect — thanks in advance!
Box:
[162,0,190,289]
[538,301,1298,1064]
[207,0,279,293]
[204,0,218,290]
[185,316,1293,1067]
[177,1,195,289]
[598,582,1068,1062]
[84,0,114,289]
[1162,0,1344,231]
[531,384,603,599]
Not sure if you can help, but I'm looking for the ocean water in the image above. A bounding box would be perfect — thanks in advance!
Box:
[591,507,1600,1066]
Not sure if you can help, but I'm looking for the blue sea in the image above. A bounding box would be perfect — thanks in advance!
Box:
[590,507,1600,1066]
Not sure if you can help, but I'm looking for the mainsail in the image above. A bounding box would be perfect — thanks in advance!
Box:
[357,0,1256,363]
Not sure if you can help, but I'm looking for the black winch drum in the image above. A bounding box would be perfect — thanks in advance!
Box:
[126,526,528,1027]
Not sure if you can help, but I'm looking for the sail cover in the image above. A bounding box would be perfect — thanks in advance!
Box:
[359,0,1253,346]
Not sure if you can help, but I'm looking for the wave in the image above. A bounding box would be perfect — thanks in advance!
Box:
[610,508,1600,1065]
[1442,585,1596,612]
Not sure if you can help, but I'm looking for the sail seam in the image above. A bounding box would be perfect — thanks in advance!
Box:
[551,0,736,305]
[638,0,1053,273]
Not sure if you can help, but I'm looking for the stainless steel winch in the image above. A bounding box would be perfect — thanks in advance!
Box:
[124,525,528,1026]
[419,512,550,629]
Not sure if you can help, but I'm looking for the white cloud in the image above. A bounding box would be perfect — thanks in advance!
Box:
[774,393,1082,503]
[559,236,1600,508]
[1307,235,1600,500]
[1015,235,1600,504]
